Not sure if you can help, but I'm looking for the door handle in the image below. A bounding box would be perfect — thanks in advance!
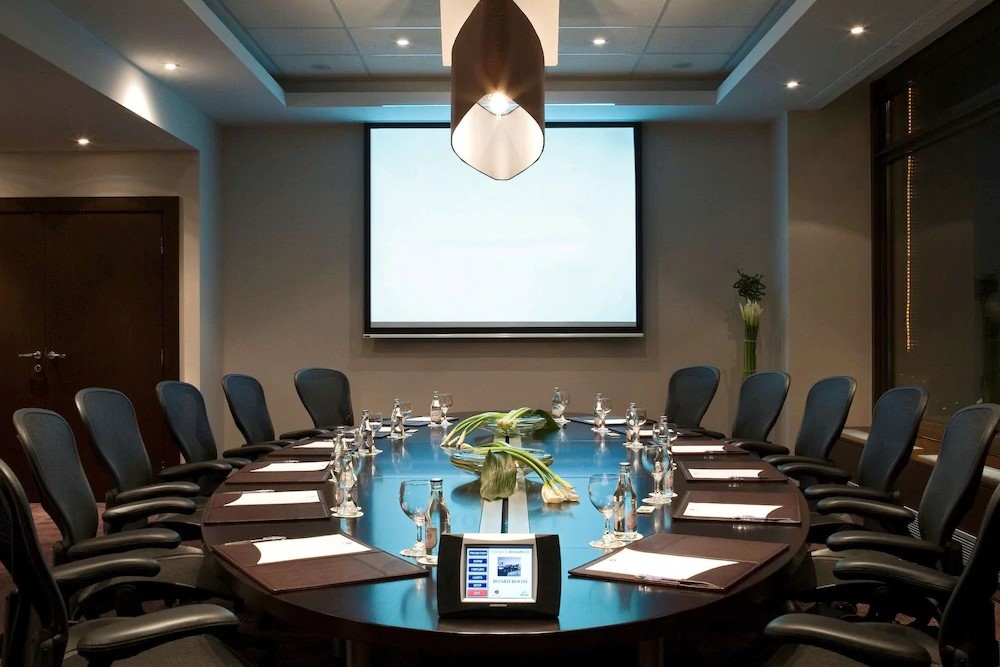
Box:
[46,351,67,360]
[18,351,42,360]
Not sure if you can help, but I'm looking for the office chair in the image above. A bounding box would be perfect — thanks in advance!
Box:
[698,370,790,442]
[664,365,720,429]
[221,373,325,444]
[0,456,244,667]
[293,367,354,429]
[738,376,856,459]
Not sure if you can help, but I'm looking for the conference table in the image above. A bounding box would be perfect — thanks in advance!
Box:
[201,416,810,666]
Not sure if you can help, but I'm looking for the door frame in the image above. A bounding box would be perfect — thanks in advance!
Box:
[0,196,181,466]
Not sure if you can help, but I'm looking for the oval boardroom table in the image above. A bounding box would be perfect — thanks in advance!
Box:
[201,417,809,667]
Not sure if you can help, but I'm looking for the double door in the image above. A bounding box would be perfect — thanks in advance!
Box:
[0,198,180,499]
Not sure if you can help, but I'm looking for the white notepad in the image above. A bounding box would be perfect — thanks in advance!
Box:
[294,441,338,449]
[688,468,762,480]
[405,416,433,425]
[224,490,321,507]
[585,547,737,581]
[255,534,370,565]
[683,502,782,520]
[672,445,727,454]
[250,461,330,473]
[603,418,627,425]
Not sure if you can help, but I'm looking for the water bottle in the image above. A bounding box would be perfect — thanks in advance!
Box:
[422,477,451,565]
[613,462,639,541]
[358,409,374,453]
[430,390,443,425]
[551,386,564,418]
[389,398,405,439]
[625,402,640,445]
[594,392,604,430]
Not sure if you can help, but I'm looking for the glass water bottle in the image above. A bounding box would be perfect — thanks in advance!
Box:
[430,390,443,425]
[389,398,405,439]
[613,462,640,541]
[421,477,450,565]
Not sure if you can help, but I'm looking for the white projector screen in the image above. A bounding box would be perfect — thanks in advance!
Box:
[365,123,642,338]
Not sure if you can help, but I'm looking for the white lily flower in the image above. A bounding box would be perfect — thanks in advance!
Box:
[740,299,763,327]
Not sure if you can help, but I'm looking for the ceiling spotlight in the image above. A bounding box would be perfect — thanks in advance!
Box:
[396,38,410,47]
[785,80,800,89]
[163,62,180,70]
[76,137,91,146]
[592,37,606,46]
[849,25,866,35]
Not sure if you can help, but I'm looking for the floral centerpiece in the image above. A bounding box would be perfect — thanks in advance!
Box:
[734,269,766,379]
[443,408,578,504]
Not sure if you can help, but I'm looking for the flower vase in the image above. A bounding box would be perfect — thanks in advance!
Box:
[742,325,758,379]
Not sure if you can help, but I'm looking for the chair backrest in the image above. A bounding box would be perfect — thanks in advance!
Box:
[0,457,69,667]
[730,371,790,441]
[665,365,720,428]
[156,381,218,463]
[293,368,354,428]
[792,376,857,459]
[222,373,276,444]
[11,409,98,560]
[856,386,928,492]
[75,388,154,496]
[939,480,1000,667]
[918,403,1000,549]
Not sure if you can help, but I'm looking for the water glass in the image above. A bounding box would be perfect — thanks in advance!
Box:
[588,473,625,549]
[399,480,431,557]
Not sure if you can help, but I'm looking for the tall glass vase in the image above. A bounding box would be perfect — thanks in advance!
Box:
[743,322,758,379]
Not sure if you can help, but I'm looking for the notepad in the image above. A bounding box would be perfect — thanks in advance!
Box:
[294,441,339,449]
[687,468,762,480]
[224,490,321,507]
[671,445,727,454]
[405,416,434,425]
[250,461,330,473]
[683,502,782,520]
[585,546,738,582]
[639,429,655,437]
[255,534,371,565]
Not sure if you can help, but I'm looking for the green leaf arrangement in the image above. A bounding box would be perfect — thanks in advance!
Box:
[733,269,766,302]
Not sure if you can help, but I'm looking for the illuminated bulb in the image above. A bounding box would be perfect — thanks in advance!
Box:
[592,37,606,46]
[395,38,410,47]
[785,80,800,89]
[850,25,865,35]
[163,62,180,70]
[478,92,518,117]
[76,137,90,146]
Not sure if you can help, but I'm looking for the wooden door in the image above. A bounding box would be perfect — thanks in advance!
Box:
[0,198,180,500]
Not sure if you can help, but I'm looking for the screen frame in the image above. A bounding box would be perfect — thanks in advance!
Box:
[363,121,644,339]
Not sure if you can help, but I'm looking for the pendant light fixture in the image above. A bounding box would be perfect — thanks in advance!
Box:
[441,0,559,180]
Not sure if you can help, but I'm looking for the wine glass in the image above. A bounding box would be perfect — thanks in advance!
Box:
[333,450,363,517]
[439,393,454,424]
[588,473,625,549]
[399,400,415,436]
[553,390,571,425]
[362,411,383,456]
[641,442,675,505]
[399,480,430,557]
[625,407,647,450]
[594,395,617,438]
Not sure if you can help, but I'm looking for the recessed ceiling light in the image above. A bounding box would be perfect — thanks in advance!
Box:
[592,37,606,46]
[850,25,866,35]
[163,62,180,71]
[396,38,410,47]
[786,80,800,89]
[76,137,91,146]
[672,61,693,69]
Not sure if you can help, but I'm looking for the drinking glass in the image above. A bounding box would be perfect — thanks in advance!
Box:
[397,401,414,438]
[588,473,625,549]
[399,480,430,557]
[641,442,675,505]
[651,416,669,444]
[553,390,571,425]
[625,407,647,450]
[362,411,383,456]
[439,393,454,424]
[333,451,362,517]
[594,395,616,437]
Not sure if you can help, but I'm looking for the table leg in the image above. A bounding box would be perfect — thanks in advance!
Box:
[637,637,663,667]
[346,640,372,667]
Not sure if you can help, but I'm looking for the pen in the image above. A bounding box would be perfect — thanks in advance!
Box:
[634,575,715,589]
[223,535,287,546]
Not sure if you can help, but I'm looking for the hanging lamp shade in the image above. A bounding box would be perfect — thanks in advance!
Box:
[447,0,548,180]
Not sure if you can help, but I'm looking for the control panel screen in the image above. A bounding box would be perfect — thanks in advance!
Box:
[463,545,535,603]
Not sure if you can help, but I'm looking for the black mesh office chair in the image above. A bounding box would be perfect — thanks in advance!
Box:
[293,367,354,430]
[790,403,1000,614]
[738,376,857,459]
[762,477,1000,667]
[157,381,280,468]
[664,365,720,429]
[13,408,226,618]
[221,373,325,444]
[0,457,243,667]
[699,371,790,442]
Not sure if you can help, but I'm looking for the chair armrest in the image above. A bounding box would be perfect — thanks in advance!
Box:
[113,481,202,505]
[279,427,329,440]
[826,531,944,566]
[803,484,895,503]
[76,604,238,663]
[103,497,197,533]
[158,460,232,483]
[816,497,914,531]
[222,456,252,469]
[763,454,832,467]
[834,551,958,599]
[764,613,931,667]
[222,444,281,460]
[780,462,853,484]
[733,440,789,457]
[65,528,181,560]
[51,554,160,599]
[698,429,726,440]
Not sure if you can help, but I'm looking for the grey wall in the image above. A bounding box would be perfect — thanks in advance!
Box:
[220,122,784,447]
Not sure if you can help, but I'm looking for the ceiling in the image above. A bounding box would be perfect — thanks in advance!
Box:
[0,0,992,151]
